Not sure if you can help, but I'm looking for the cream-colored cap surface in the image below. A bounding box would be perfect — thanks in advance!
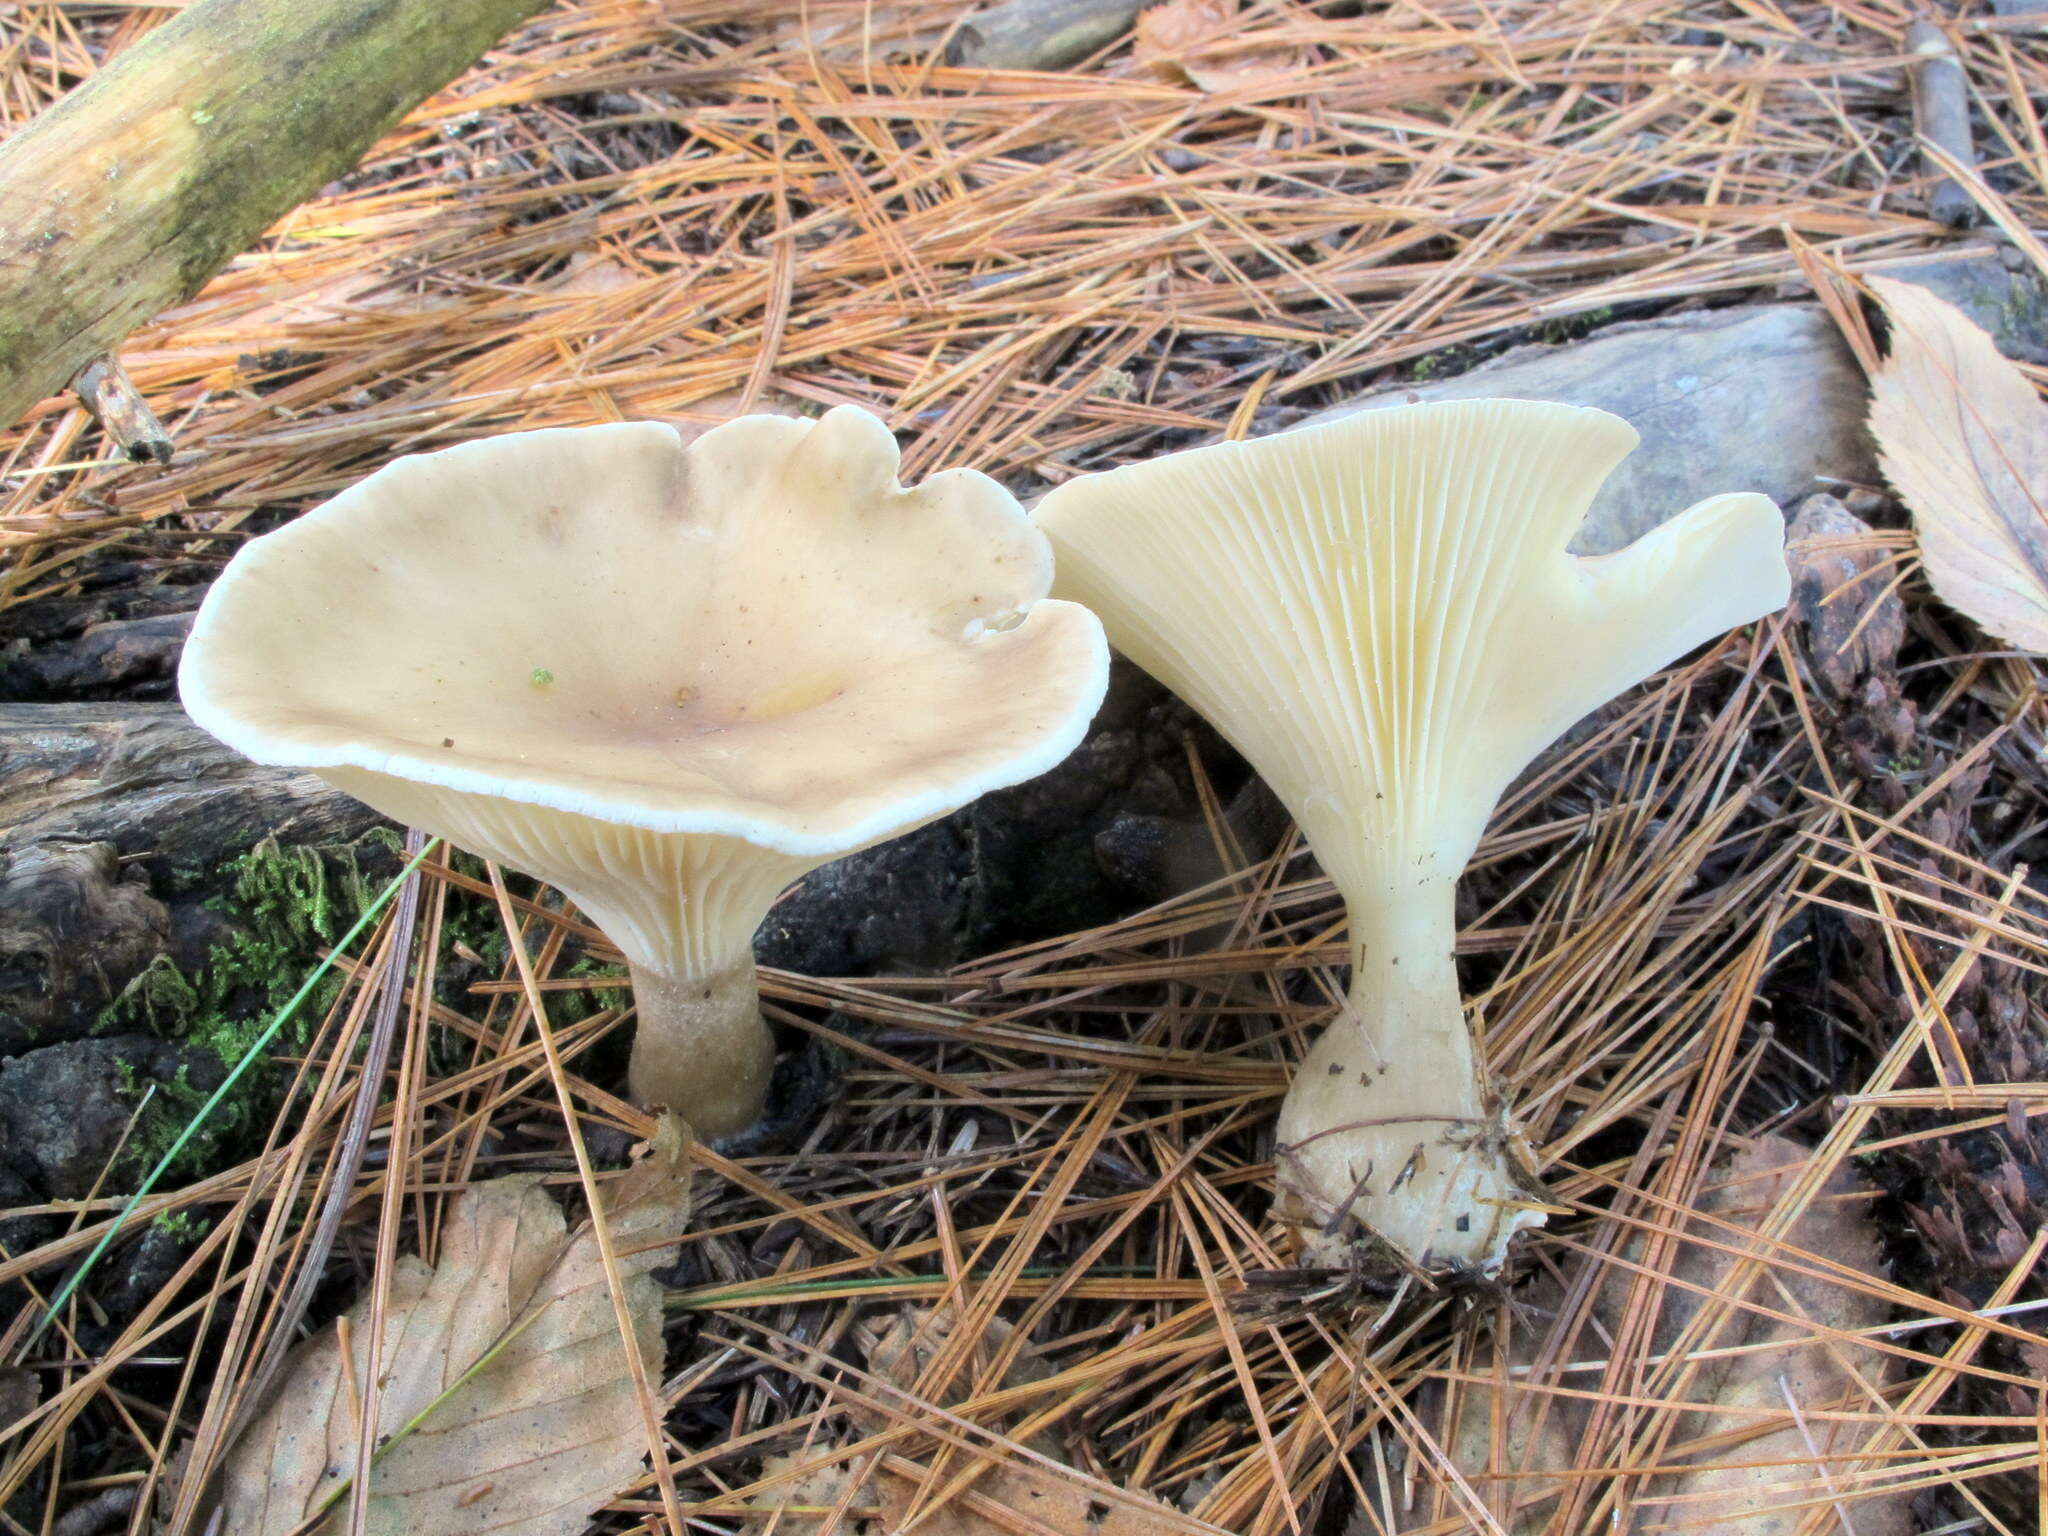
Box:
[180,405,1109,859]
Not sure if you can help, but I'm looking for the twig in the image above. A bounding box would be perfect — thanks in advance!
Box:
[71,357,171,466]
[1907,19,1977,228]
[49,1486,136,1536]
[220,827,431,1449]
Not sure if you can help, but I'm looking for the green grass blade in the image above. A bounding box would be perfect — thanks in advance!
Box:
[27,837,441,1347]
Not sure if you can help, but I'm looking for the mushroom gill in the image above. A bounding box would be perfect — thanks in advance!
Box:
[181,405,1109,1139]
[1033,398,1789,1274]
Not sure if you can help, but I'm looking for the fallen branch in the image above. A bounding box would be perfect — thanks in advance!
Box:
[1906,19,1977,228]
[0,702,377,866]
[0,0,549,438]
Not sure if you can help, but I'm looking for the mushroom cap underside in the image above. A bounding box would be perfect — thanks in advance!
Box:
[180,406,1110,857]
[1032,396,1789,885]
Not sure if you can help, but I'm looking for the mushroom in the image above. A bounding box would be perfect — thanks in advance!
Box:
[179,405,1108,1139]
[1032,399,1788,1274]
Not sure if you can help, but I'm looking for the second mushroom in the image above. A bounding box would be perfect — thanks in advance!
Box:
[180,405,1108,1140]
[1034,398,1789,1277]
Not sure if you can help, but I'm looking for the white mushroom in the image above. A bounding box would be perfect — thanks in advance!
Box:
[1033,398,1788,1274]
[180,405,1108,1139]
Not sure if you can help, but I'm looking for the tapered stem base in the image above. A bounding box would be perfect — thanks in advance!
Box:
[626,956,774,1141]
[1274,881,1544,1275]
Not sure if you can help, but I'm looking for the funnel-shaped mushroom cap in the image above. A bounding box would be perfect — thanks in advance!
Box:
[1034,399,1788,905]
[1035,398,1787,1273]
[180,403,1109,980]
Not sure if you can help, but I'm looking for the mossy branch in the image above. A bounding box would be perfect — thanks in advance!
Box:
[0,0,548,433]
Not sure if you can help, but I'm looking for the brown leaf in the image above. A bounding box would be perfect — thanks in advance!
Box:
[1867,273,2048,651]
[213,1118,692,1536]
[1647,1139,1912,1536]
[1375,1137,1910,1536]
[746,1304,1197,1536]
[1132,0,1302,91]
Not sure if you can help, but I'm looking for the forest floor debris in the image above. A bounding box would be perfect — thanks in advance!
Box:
[1,2,2046,1533]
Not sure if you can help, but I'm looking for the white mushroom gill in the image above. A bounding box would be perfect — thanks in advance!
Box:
[180,404,1109,1140]
[1033,398,1789,1274]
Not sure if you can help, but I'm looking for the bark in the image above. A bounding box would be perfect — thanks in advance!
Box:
[0,702,376,869]
[0,702,381,1055]
[0,0,549,431]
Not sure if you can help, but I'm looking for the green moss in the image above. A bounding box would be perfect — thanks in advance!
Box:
[1407,343,1473,381]
[1531,305,1615,345]
[556,955,628,1026]
[436,849,510,970]
[100,832,400,1180]
[149,1208,211,1244]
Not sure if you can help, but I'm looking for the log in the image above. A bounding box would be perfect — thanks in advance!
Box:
[0,0,549,433]
[0,703,382,1056]
[0,703,376,871]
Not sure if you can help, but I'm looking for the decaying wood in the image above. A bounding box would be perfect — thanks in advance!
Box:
[0,0,549,435]
[0,703,376,869]
[0,842,169,1057]
[0,703,380,1054]
[949,0,1149,71]
[73,357,172,466]
[1906,19,1977,228]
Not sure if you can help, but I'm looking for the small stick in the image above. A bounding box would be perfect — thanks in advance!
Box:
[72,356,172,466]
[1906,19,1977,228]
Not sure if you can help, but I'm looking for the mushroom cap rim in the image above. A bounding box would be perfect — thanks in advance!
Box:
[181,596,1109,858]
[1032,395,1645,522]
[177,413,1111,860]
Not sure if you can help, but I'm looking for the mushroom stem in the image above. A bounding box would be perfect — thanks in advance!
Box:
[1276,878,1541,1271]
[625,953,775,1141]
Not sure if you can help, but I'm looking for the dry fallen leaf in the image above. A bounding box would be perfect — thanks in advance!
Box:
[747,1304,1195,1535]
[212,1117,692,1536]
[1646,1139,1910,1536]
[1379,1137,1908,1536]
[1132,0,1304,91]
[1867,272,2048,652]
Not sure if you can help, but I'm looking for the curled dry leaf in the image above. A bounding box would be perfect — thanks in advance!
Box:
[1866,273,2048,652]
[211,1117,692,1536]
[1132,0,1304,91]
